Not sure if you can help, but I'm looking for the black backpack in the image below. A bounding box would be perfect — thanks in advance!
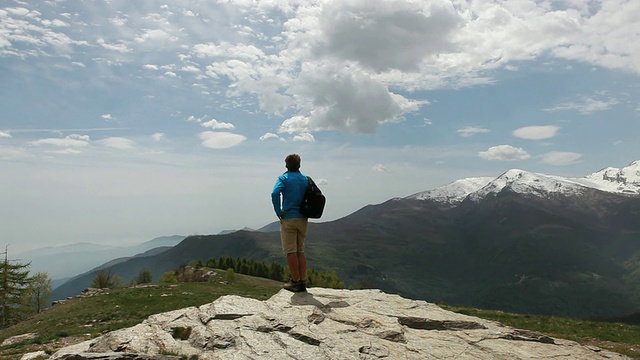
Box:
[299,176,326,219]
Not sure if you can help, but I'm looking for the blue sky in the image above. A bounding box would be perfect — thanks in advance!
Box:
[1,0,639,252]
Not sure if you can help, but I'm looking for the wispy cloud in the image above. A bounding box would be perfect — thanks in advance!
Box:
[199,131,246,149]
[30,134,90,147]
[513,125,560,140]
[45,148,82,155]
[97,137,135,150]
[6,128,127,133]
[457,126,490,137]
[540,151,582,165]
[479,145,530,161]
[543,94,619,114]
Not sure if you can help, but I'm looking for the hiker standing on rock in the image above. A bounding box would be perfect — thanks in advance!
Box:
[271,153,308,293]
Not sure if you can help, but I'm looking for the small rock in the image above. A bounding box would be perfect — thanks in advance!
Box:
[20,350,47,360]
[1,332,38,346]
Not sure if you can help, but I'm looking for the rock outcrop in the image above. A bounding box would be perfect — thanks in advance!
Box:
[50,288,628,360]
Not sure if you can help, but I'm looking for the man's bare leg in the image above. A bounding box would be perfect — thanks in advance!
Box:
[297,252,307,281]
[287,252,301,281]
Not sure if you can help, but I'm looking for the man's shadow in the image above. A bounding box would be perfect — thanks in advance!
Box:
[290,291,350,313]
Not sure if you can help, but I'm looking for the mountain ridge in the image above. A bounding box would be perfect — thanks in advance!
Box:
[407,159,640,204]
[51,160,640,319]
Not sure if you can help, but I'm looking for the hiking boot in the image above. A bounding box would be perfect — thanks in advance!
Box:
[283,279,306,293]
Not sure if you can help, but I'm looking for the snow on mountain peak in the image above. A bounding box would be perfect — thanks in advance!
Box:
[467,169,587,201]
[407,160,640,205]
[406,177,494,204]
[578,160,640,195]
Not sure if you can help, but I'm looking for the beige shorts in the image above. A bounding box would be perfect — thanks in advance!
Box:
[280,217,308,254]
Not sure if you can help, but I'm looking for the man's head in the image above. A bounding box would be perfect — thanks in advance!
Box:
[285,153,301,171]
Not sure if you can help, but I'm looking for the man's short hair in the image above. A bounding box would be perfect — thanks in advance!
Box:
[285,154,301,171]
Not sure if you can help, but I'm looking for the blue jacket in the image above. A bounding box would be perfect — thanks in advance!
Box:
[271,170,308,218]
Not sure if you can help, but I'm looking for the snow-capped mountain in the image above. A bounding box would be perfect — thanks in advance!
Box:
[467,169,590,202]
[407,177,494,204]
[408,160,640,204]
[577,160,640,195]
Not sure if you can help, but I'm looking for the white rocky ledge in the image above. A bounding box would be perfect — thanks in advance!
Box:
[49,288,629,360]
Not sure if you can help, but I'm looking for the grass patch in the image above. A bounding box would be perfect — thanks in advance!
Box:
[442,305,640,359]
[0,270,281,359]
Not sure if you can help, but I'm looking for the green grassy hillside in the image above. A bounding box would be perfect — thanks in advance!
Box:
[1,271,639,359]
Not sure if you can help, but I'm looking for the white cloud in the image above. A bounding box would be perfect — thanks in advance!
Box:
[97,38,131,53]
[372,164,388,172]
[457,126,490,137]
[201,119,235,130]
[143,64,159,70]
[279,116,310,135]
[513,125,560,140]
[259,132,284,141]
[46,148,81,155]
[180,65,200,73]
[0,131,11,138]
[550,1,640,74]
[135,29,176,43]
[479,145,530,161]
[540,151,582,165]
[30,134,90,147]
[186,115,202,123]
[287,66,420,134]
[193,42,265,61]
[41,19,69,28]
[5,8,31,17]
[199,131,246,149]
[97,137,135,150]
[151,133,165,142]
[543,94,620,114]
[292,133,315,142]
[101,114,113,120]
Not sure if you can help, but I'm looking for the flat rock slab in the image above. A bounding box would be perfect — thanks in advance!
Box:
[51,288,630,360]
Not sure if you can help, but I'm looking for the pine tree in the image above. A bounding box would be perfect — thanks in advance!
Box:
[0,247,31,328]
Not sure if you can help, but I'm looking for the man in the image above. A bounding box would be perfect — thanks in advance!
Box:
[271,154,309,293]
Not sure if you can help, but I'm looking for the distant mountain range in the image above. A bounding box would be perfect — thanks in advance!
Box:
[52,161,640,319]
[18,235,186,283]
